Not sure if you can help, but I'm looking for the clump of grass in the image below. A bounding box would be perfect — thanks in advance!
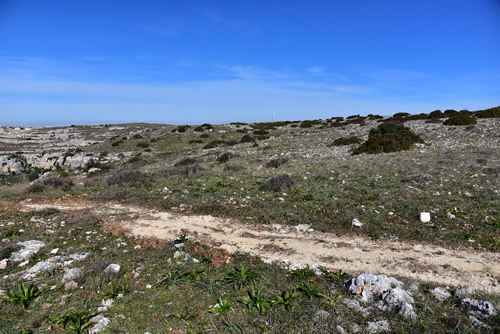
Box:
[28,177,74,192]
[106,171,151,186]
[260,174,296,192]
[353,122,423,155]
[331,136,362,146]
[264,158,288,168]
[443,115,477,126]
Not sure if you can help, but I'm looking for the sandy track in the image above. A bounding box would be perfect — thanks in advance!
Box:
[16,200,500,294]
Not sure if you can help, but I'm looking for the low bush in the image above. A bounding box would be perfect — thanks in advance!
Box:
[204,140,226,149]
[353,122,423,155]
[136,142,149,148]
[240,135,255,143]
[260,174,296,192]
[106,171,151,186]
[331,136,362,146]
[223,164,246,172]
[171,164,206,176]
[428,110,444,119]
[253,129,269,136]
[443,115,477,126]
[265,158,288,168]
[28,177,74,192]
[216,153,234,164]
[174,158,197,167]
[475,106,500,118]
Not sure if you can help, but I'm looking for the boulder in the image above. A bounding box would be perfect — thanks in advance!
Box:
[454,287,475,299]
[103,264,120,274]
[469,315,491,331]
[62,268,84,283]
[10,240,45,262]
[379,287,416,319]
[64,281,78,290]
[419,212,431,224]
[89,314,111,334]
[462,298,497,319]
[351,218,363,228]
[430,287,451,301]
[344,272,403,302]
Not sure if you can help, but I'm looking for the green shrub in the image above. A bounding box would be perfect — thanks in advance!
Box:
[199,133,210,138]
[136,142,149,148]
[428,110,444,119]
[204,140,226,149]
[353,122,423,155]
[475,106,500,118]
[353,131,423,155]
[106,171,151,186]
[253,129,269,136]
[132,134,143,139]
[443,115,477,126]
[216,153,233,164]
[331,136,362,146]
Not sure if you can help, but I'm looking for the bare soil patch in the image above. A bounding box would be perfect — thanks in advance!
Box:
[15,199,500,294]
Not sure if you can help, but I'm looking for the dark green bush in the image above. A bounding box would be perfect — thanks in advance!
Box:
[444,109,458,116]
[393,112,410,117]
[353,122,423,155]
[253,129,269,136]
[136,142,149,148]
[194,126,205,132]
[428,110,444,119]
[475,106,500,118]
[240,135,255,143]
[331,136,362,146]
[443,115,477,126]
[353,132,423,155]
[200,133,210,138]
[216,153,233,164]
[265,158,288,168]
[132,134,143,139]
[369,122,407,136]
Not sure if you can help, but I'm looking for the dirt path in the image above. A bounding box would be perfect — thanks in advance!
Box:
[16,199,500,294]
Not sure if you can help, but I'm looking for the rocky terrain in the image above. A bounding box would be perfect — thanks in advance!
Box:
[0,110,499,333]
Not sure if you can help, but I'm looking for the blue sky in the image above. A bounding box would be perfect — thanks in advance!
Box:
[1,0,499,126]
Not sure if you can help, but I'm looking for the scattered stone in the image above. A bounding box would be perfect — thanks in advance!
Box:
[469,315,491,331]
[103,263,121,274]
[462,298,497,319]
[314,309,330,320]
[342,298,371,317]
[335,325,346,334]
[430,287,451,301]
[64,281,78,290]
[174,243,185,250]
[408,282,420,294]
[295,224,313,232]
[345,272,403,302]
[50,248,59,255]
[9,240,45,262]
[351,218,363,228]
[419,212,431,224]
[89,313,111,334]
[454,287,475,299]
[367,319,391,334]
[0,258,7,269]
[67,252,90,261]
[62,268,84,283]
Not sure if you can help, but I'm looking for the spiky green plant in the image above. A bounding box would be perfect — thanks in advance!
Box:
[4,281,41,309]
[225,263,261,289]
[298,281,318,300]
[271,288,301,311]
[239,285,271,314]
[291,265,315,281]
[319,290,342,314]
[210,297,232,315]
